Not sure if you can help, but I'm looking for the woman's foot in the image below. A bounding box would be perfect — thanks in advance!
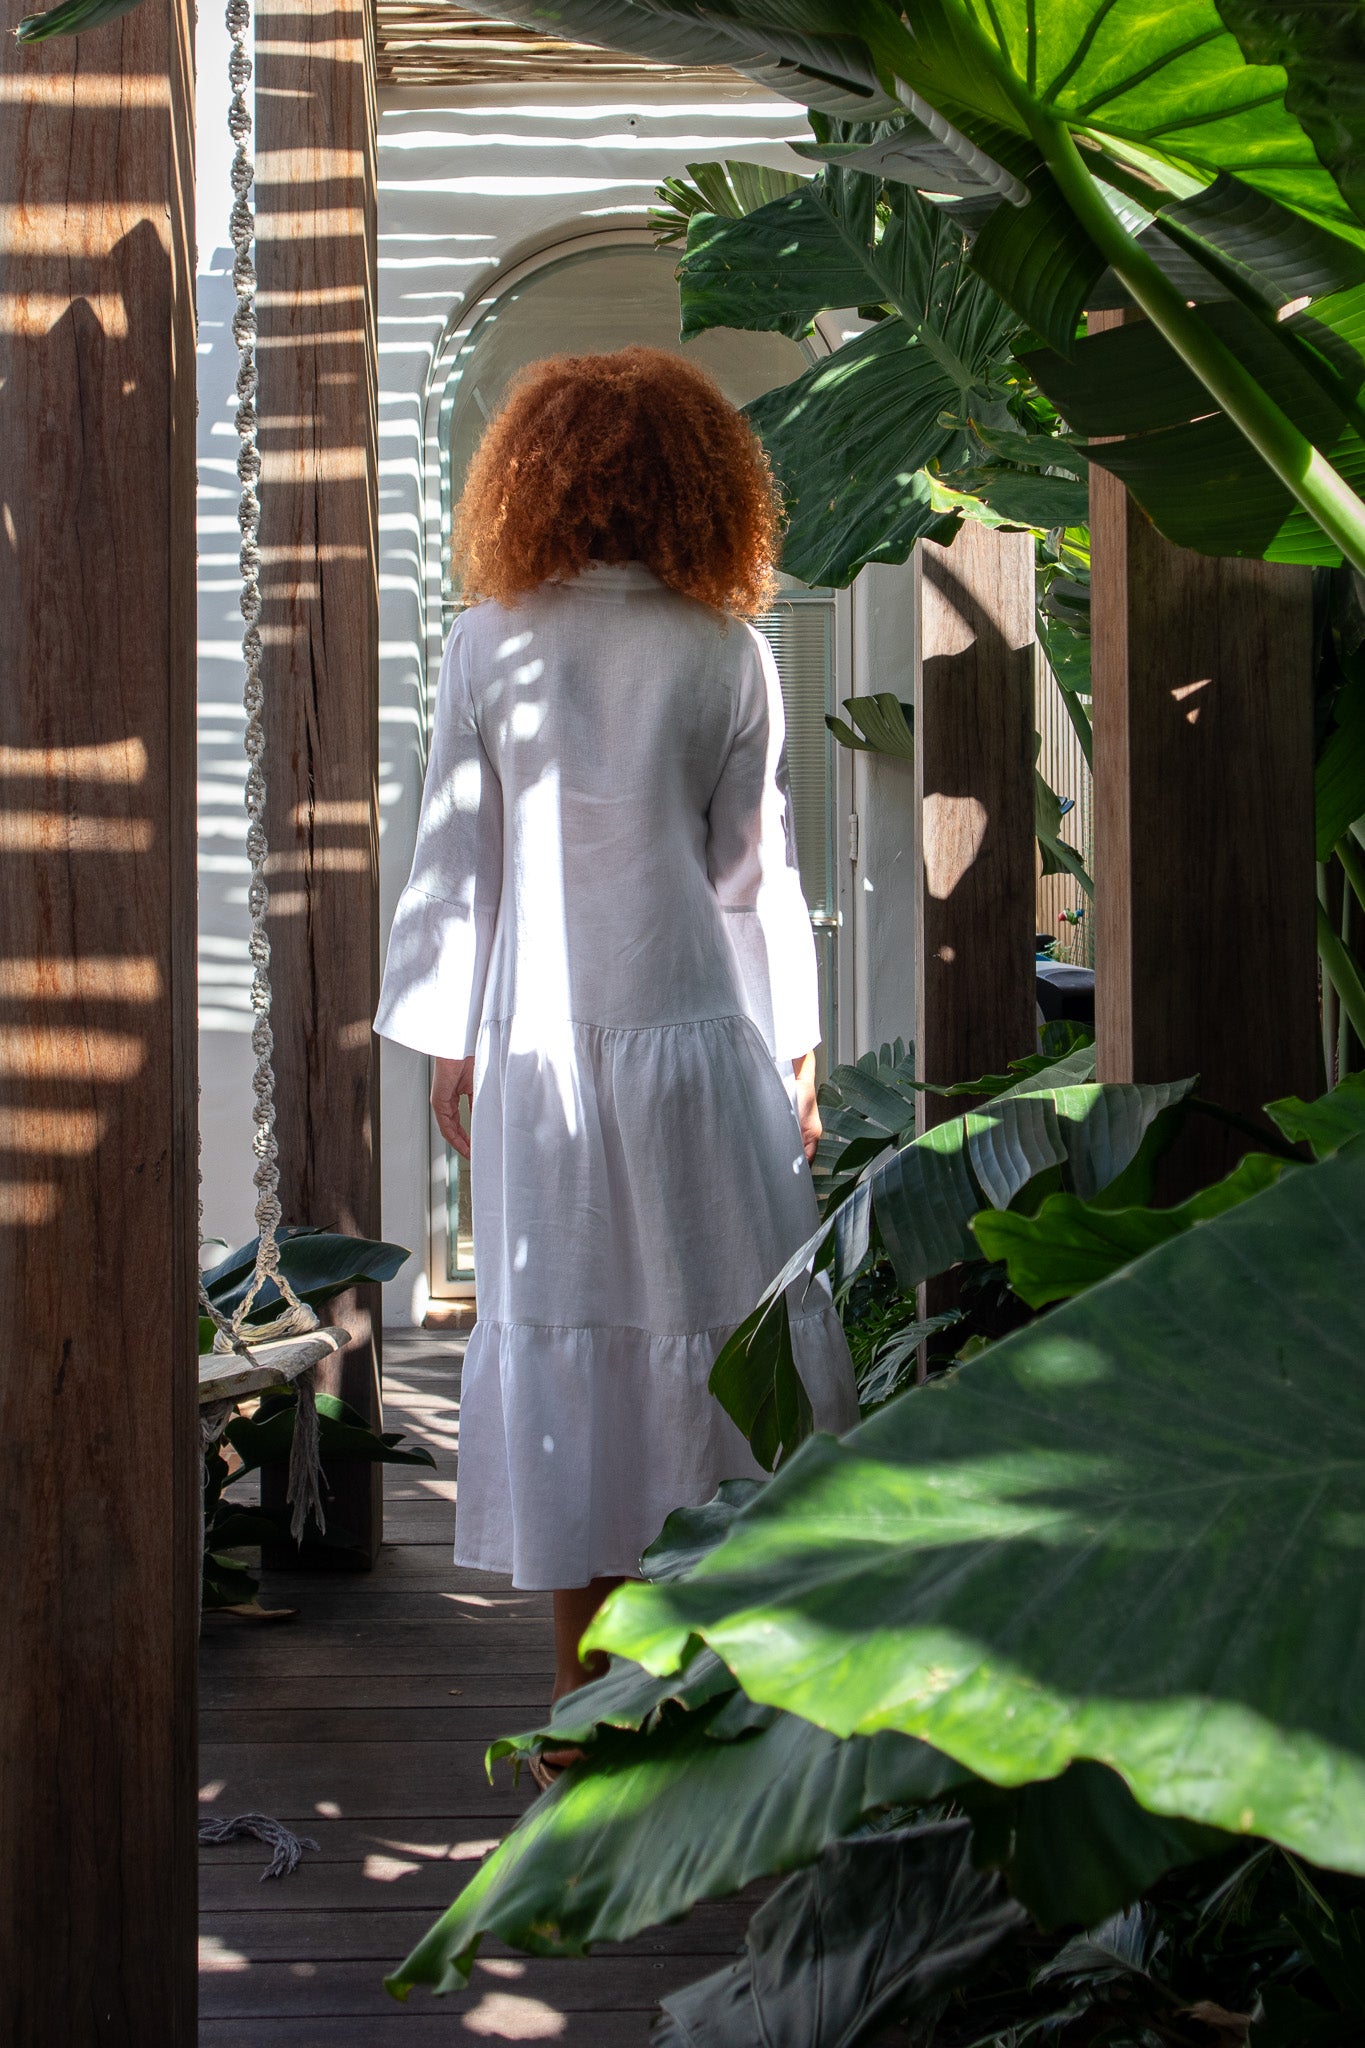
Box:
[525,1577,627,1789]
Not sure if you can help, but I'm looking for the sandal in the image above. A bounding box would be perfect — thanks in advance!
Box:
[527,1745,586,1792]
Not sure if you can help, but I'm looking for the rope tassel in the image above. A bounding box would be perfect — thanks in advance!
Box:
[198,1812,320,1882]
[287,1370,327,1545]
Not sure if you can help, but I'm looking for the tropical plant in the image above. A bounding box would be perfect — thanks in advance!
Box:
[383,1080,1365,2038]
[199,1226,431,1607]
[476,0,1365,578]
[709,1041,1190,1468]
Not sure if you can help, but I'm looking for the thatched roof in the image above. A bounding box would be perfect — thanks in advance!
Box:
[374,6,739,92]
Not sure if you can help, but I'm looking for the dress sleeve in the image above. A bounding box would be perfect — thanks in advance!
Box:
[706,625,822,1063]
[374,621,503,1059]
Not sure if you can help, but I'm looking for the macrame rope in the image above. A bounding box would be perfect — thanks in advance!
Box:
[198,1812,321,1882]
[191,0,326,1584]
[224,0,313,1343]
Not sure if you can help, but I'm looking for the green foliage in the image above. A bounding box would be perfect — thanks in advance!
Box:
[825,692,914,759]
[591,1138,1365,1873]
[1266,1070,1365,1155]
[675,161,1077,584]
[202,1387,434,1608]
[972,1147,1292,1306]
[650,159,806,245]
[200,1225,408,1343]
[709,1050,1187,1467]
[15,0,140,39]
[386,1659,968,1997]
[654,1820,1025,2047]
[1025,300,1365,566]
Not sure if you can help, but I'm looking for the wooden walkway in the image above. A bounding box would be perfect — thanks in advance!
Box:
[199,1330,752,2044]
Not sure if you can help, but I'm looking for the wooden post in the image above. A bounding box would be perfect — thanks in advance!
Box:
[915,523,1038,1103]
[0,3,198,2039]
[255,0,384,1558]
[1089,317,1319,1191]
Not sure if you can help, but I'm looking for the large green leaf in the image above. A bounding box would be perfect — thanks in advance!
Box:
[459,1,900,120]
[385,1688,967,1998]
[1026,298,1365,563]
[1158,172,1365,313]
[1217,0,1365,232]
[680,185,883,341]
[972,1147,1292,1305]
[709,1061,1188,1464]
[589,1139,1365,1874]
[201,1225,408,1325]
[1317,669,1365,859]
[746,323,964,583]
[655,1820,1025,2048]
[1266,1072,1365,1156]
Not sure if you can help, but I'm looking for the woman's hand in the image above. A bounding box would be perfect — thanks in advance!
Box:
[432,1055,475,1159]
[793,1050,821,1164]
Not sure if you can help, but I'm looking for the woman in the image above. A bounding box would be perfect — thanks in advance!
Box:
[375,346,858,1718]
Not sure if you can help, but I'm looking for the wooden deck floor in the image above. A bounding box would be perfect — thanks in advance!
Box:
[199,1330,752,2044]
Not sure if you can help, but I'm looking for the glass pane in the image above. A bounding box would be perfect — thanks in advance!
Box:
[754,601,834,917]
[446,1149,474,1284]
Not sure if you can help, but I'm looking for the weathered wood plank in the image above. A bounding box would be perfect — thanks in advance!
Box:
[200,1704,543,1742]
[199,1953,719,2017]
[200,1670,549,1711]
[1088,312,1320,1190]
[915,523,1037,1099]
[198,2016,673,2046]
[255,0,384,1559]
[200,1903,752,1958]
[199,1740,540,1818]
[200,1618,553,1675]
[0,5,198,2041]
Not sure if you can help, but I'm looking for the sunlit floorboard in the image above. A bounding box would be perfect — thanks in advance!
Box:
[198,1329,753,2044]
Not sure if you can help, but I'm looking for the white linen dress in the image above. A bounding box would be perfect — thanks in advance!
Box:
[375,561,858,1588]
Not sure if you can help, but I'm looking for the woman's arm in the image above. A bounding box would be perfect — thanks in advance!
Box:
[792,1050,821,1163]
[432,1055,475,1160]
[373,621,503,1060]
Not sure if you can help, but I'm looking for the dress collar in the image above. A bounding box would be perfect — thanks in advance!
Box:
[565,561,664,598]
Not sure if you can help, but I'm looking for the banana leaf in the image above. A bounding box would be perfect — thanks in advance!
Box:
[588,1137,1365,1875]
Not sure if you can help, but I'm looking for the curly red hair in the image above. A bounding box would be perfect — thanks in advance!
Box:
[452,346,780,616]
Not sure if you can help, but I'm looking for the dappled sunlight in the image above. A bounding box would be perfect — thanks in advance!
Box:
[461,1987,566,2040]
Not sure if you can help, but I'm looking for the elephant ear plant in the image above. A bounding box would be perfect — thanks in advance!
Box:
[384,1080,1365,2045]
[473,0,1365,581]
[199,1227,434,1609]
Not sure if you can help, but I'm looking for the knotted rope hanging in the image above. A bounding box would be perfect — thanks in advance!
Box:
[195,0,325,1557]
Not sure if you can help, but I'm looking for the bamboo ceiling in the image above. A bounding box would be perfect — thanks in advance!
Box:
[374,6,740,92]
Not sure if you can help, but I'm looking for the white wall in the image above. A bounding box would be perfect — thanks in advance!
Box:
[195,72,919,1323]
